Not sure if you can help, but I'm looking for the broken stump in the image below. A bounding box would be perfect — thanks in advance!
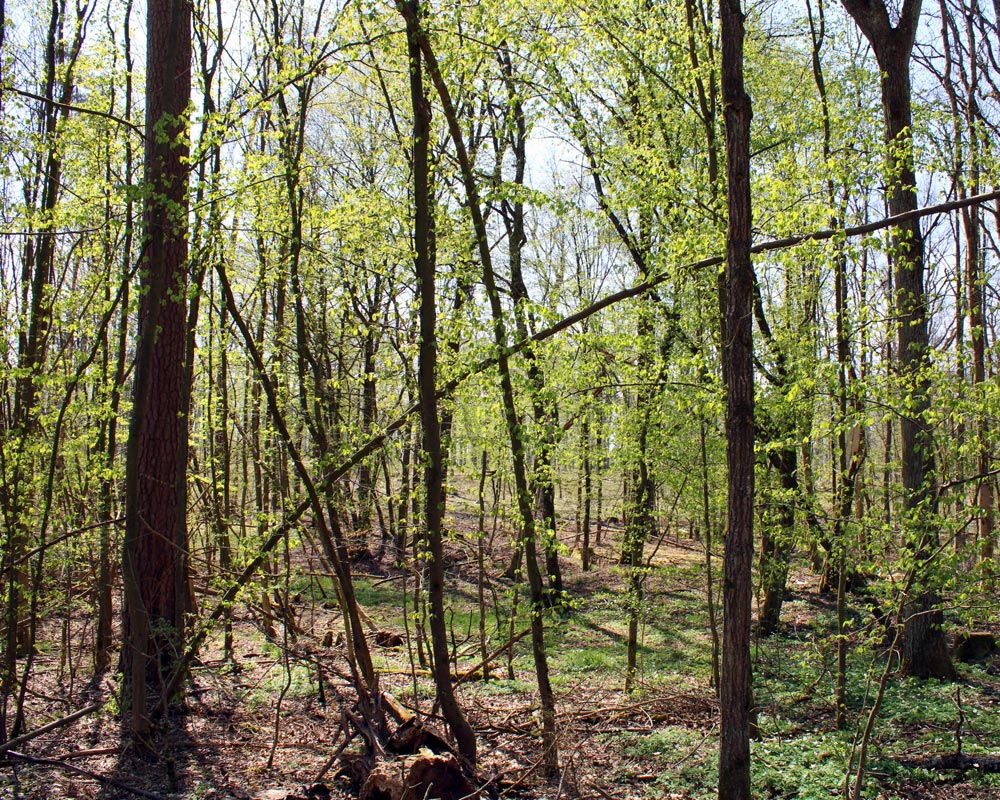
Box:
[360,750,477,800]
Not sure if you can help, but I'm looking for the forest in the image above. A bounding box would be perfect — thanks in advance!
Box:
[1,0,999,797]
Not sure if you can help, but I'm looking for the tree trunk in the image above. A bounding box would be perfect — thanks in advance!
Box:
[121,0,193,741]
[497,46,564,607]
[719,0,754,797]
[95,3,134,672]
[400,5,559,772]
[841,0,956,680]
[404,0,477,765]
[2,0,87,736]
[581,416,593,572]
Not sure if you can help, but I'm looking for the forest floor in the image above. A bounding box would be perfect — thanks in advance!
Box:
[3,510,1000,800]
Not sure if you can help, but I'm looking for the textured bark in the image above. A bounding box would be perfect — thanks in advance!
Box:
[841,0,956,680]
[121,0,192,738]
[719,0,754,797]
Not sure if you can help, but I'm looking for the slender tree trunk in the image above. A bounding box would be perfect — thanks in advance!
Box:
[477,450,491,682]
[757,457,793,637]
[718,0,754,796]
[497,47,564,606]
[96,2,134,671]
[937,0,994,581]
[701,421,721,695]
[211,297,234,660]
[404,0,477,764]
[841,0,956,680]
[2,2,87,737]
[398,4,558,771]
[581,415,592,571]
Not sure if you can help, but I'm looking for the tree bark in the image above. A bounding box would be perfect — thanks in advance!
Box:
[719,0,754,797]
[121,0,192,740]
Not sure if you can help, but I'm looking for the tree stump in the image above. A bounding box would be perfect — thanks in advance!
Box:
[360,750,477,800]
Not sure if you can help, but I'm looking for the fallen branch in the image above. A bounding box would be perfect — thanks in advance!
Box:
[0,702,101,755]
[897,753,1000,772]
[455,627,531,686]
[1,750,163,799]
[54,747,121,761]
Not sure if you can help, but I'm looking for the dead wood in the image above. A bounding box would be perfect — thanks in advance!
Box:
[897,753,1000,772]
[953,632,997,663]
[386,718,453,756]
[360,749,478,800]
[0,702,101,755]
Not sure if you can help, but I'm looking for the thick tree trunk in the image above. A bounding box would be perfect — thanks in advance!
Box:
[121,0,192,740]
[719,0,754,797]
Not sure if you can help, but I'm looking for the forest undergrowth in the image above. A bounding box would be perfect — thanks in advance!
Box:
[2,509,999,800]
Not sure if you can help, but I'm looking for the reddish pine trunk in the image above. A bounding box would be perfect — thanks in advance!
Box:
[121,0,192,738]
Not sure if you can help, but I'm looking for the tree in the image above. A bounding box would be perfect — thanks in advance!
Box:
[397,2,560,771]
[718,0,754,796]
[121,0,193,739]
[931,0,997,582]
[840,0,957,680]
[402,0,477,765]
[0,0,91,741]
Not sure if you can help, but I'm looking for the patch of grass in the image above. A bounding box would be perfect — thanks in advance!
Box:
[621,725,861,800]
[483,677,533,695]
[545,572,716,689]
[239,657,318,711]
[352,577,408,615]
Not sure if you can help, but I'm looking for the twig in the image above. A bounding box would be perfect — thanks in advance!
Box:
[668,723,718,770]
[53,747,120,760]
[312,727,351,782]
[1,750,164,799]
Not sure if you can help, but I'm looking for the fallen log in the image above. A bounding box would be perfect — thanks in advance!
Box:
[897,753,1000,772]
